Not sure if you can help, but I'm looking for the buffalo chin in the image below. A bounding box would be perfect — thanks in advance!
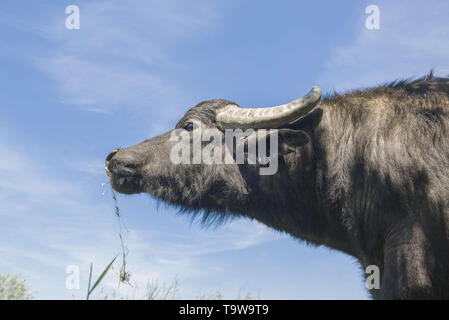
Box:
[109,174,143,195]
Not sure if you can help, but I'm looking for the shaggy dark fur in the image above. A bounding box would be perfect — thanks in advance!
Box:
[106,73,449,299]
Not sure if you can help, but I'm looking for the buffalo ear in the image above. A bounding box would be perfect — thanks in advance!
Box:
[278,128,310,155]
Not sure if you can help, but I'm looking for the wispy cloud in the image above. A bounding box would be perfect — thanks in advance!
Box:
[52,219,281,299]
[319,0,449,92]
[32,0,218,116]
[0,143,80,212]
[66,157,107,177]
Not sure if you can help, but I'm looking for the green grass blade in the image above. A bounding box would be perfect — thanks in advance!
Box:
[86,263,93,300]
[87,256,117,299]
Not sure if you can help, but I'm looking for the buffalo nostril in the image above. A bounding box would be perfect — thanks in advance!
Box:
[106,149,120,164]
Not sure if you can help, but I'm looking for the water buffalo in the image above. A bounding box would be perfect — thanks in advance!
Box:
[106,73,449,299]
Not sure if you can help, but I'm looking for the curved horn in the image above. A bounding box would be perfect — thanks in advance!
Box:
[215,86,321,129]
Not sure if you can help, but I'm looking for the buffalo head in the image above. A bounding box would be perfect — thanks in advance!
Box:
[105,87,321,221]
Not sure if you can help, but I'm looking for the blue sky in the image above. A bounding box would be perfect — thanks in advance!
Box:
[0,0,448,299]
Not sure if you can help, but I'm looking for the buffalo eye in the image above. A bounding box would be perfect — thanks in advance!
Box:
[183,122,194,131]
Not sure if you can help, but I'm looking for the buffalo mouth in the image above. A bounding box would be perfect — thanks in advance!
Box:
[105,150,143,194]
[105,165,142,194]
